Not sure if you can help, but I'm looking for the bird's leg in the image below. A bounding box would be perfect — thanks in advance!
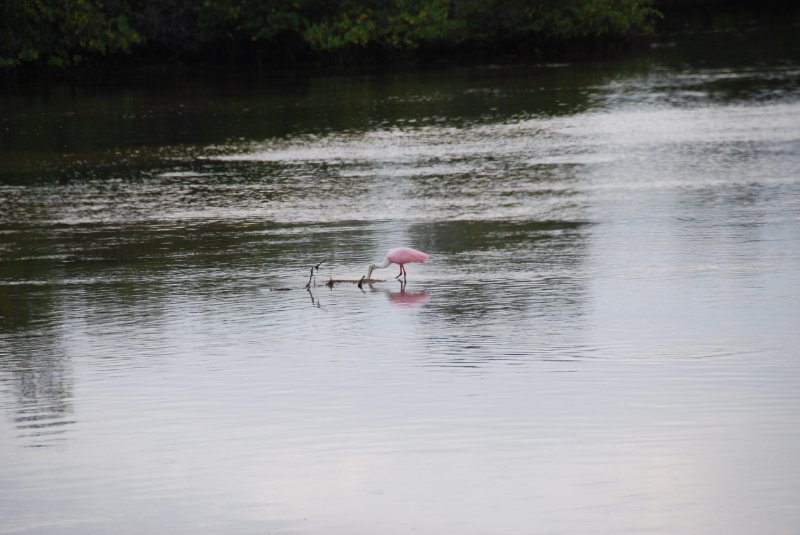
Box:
[395,265,403,279]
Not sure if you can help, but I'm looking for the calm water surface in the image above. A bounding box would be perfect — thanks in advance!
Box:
[1,27,800,534]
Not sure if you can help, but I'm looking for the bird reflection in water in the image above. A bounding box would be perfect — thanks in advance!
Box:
[375,280,430,307]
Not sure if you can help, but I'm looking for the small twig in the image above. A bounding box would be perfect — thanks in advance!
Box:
[312,260,326,286]
[304,267,314,289]
[326,276,334,289]
[357,276,365,289]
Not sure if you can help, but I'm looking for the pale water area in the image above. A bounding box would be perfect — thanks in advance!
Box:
[1,25,800,534]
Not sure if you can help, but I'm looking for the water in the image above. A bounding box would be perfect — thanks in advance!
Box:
[2,25,800,534]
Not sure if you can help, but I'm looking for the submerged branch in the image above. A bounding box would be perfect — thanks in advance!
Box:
[275,262,385,291]
[304,267,314,289]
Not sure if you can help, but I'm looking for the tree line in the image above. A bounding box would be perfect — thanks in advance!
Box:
[1,0,661,69]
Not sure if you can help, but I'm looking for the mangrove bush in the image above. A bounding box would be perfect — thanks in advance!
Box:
[1,0,660,69]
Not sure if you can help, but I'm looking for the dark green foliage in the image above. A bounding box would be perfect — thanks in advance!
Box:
[451,0,661,51]
[300,0,462,51]
[1,0,140,67]
[1,0,660,69]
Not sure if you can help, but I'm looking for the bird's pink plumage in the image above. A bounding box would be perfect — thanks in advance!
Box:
[386,247,429,265]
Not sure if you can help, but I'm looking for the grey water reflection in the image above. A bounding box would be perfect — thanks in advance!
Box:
[406,218,591,368]
[2,24,800,535]
[0,288,74,448]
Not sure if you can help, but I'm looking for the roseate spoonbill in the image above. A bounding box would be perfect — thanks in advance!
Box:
[368,247,429,281]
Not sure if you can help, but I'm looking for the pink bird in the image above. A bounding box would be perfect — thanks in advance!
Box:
[368,247,430,281]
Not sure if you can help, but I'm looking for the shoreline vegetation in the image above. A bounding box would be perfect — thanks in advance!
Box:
[0,0,796,75]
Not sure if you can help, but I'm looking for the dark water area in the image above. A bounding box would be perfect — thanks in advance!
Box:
[1,23,799,534]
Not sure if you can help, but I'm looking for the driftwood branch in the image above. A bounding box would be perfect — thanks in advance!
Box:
[276,262,385,291]
[324,278,383,285]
